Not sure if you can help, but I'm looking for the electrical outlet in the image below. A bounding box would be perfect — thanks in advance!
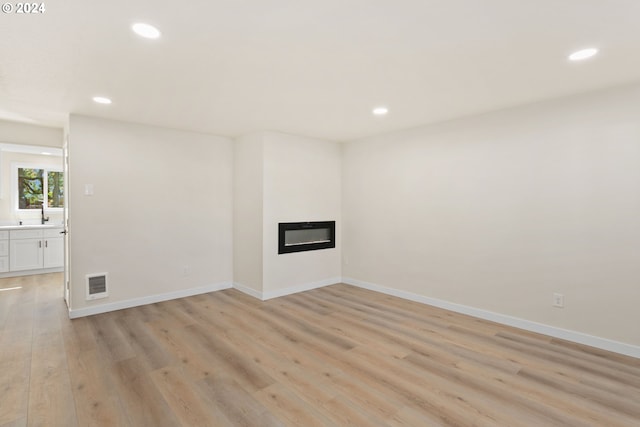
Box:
[553,293,564,308]
[182,265,190,277]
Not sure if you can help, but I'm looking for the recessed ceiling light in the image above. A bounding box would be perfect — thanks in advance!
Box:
[92,96,112,105]
[373,106,389,116]
[41,152,53,156]
[568,48,598,61]
[132,22,161,39]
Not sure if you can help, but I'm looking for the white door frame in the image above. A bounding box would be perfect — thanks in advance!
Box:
[63,136,70,308]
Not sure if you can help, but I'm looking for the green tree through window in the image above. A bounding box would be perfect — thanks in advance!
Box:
[18,167,64,209]
[48,171,64,208]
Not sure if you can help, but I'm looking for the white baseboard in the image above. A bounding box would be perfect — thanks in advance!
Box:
[233,277,342,301]
[342,277,640,359]
[0,267,63,279]
[262,277,342,300]
[232,282,263,299]
[67,273,640,359]
[68,281,232,319]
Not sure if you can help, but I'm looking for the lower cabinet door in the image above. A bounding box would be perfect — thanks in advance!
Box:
[43,237,64,268]
[10,238,43,271]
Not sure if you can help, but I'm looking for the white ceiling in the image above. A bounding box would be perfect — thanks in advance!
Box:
[1,0,640,141]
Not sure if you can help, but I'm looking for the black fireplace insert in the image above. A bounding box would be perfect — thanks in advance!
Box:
[278,221,336,254]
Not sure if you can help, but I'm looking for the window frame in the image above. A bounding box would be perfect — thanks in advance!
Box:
[12,162,64,212]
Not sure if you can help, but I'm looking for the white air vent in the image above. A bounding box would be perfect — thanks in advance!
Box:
[86,273,108,300]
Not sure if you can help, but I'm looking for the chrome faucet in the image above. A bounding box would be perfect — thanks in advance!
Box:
[41,204,49,225]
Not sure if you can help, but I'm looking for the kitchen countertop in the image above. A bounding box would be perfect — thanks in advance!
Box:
[0,224,64,230]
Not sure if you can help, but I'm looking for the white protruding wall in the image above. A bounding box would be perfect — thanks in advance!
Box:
[233,131,342,298]
[233,133,264,295]
[343,83,640,347]
[262,131,342,295]
[68,115,233,313]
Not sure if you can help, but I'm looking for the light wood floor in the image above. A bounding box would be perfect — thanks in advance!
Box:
[1,274,639,426]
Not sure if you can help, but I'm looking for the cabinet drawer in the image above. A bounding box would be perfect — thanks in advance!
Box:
[42,228,64,239]
[44,228,64,238]
[0,240,8,257]
[0,256,8,272]
[10,229,44,240]
[0,231,8,240]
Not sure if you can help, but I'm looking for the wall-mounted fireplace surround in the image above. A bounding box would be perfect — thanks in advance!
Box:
[278,221,336,254]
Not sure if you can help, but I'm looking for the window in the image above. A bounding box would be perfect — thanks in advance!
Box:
[47,170,64,208]
[16,166,64,210]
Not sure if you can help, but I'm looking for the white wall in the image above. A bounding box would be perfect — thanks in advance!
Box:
[0,119,63,147]
[233,133,264,293]
[262,131,342,294]
[0,120,64,224]
[68,115,233,312]
[343,83,640,347]
[0,151,64,225]
[9,84,636,353]
[233,131,342,297]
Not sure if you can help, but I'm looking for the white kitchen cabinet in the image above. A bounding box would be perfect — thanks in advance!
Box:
[43,237,64,268]
[0,231,8,272]
[8,227,64,272]
[10,238,43,271]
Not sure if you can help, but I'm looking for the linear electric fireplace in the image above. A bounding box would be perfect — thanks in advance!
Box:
[278,221,336,254]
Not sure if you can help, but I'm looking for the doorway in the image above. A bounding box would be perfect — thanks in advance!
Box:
[0,142,67,305]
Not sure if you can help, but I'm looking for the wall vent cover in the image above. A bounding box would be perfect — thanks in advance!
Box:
[86,273,108,300]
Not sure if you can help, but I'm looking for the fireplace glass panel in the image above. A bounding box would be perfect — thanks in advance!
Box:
[285,228,331,246]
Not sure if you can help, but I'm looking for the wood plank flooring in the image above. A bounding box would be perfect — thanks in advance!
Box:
[1,273,639,426]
